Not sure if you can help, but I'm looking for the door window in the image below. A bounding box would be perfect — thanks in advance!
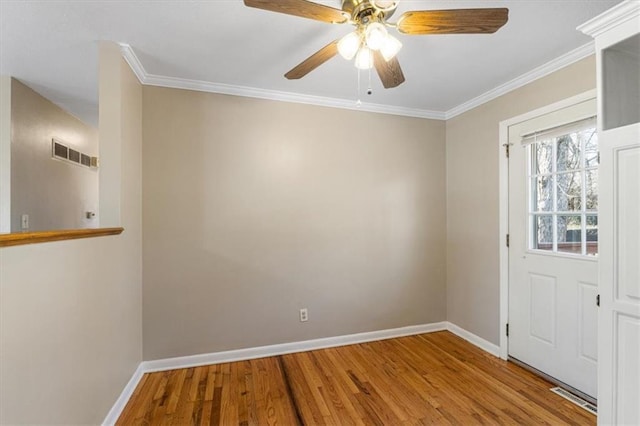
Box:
[529,124,598,256]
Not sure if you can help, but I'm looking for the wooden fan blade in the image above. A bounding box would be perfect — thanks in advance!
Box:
[397,8,508,35]
[285,41,339,80]
[373,51,405,89]
[244,0,349,24]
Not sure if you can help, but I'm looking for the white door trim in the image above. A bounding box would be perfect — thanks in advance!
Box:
[497,89,597,360]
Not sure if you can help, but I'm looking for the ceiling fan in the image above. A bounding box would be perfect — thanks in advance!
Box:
[243,0,509,89]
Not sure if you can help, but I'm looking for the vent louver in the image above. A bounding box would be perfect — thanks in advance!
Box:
[68,148,80,163]
[51,139,98,169]
[550,387,597,414]
[53,141,68,159]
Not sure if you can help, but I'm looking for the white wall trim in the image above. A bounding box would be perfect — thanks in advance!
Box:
[445,42,595,120]
[498,120,510,360]
[139,321,502,374]
[145,73,446,120]
[102,363,145,426]
[497,89,597,131]
[497,89,597,361]
[119,42,595,122]
[102,321,507,423]
[119,43,146,84]
[118,43,445,120]
[446,322,501,358]
[141,322,447,373]
[577,0,640,38]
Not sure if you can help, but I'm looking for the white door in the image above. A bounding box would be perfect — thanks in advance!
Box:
[597,121,640,424]
[508,99,599,399]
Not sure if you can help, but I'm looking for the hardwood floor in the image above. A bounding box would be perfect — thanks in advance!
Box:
[117,331,596,425]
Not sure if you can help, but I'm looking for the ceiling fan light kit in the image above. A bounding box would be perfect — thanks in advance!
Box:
[380,34,402,62]
[337,31,361,60]
[243,0,509,89]
[337,23,403,69]
[355,46,374,70]
[364,22,387,50]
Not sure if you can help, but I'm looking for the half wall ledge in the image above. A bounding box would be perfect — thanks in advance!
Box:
[0,227,124,247]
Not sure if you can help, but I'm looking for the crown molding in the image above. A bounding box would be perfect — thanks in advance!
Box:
[118,43,445,120]
[119,43,146,83]
[577,0,640,38]
[144,73,446,120]
[119,41,595,122]
[444,42,595,120]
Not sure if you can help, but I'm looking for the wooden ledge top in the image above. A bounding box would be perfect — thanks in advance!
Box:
[0,227,124,247]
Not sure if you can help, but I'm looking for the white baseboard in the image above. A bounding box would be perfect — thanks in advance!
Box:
[142,322,447,373]
[446,322,501,357]
[102,363,145,426]
[103,321,500,424]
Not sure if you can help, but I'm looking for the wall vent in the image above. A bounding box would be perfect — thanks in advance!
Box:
[68,148,80,163]
[550,387,597,414]
[53,141,68,159]
[51,138,98,169]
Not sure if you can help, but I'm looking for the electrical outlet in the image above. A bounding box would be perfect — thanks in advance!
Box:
[21,214,29,230]
[299,308,308,322]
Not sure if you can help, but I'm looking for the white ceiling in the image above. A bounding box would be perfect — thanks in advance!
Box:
[0,0,622,125]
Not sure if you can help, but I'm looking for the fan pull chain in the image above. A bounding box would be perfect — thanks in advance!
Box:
[367,66,372,96]
[356,68,362,107]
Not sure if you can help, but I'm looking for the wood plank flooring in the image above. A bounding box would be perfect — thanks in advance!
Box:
[117,331,596,425]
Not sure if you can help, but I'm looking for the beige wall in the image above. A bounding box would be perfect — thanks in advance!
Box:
[10,79,99,232]
[142,87,447,360]
[0,48,599,423]
[0,46,142,424]
[445,56,597,345]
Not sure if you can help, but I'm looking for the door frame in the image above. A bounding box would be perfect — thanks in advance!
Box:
[497,89,598,360]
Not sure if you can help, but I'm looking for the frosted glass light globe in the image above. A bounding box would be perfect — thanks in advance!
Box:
[355,47,374,70]
[338,31,361,60]
[365,22,388,51]
[380,34,402,61]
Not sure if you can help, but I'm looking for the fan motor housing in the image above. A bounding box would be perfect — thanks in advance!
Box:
[341,0,397,22]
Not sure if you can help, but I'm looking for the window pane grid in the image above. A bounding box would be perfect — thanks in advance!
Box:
[529,167,597,180]
[527,126,598,257]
